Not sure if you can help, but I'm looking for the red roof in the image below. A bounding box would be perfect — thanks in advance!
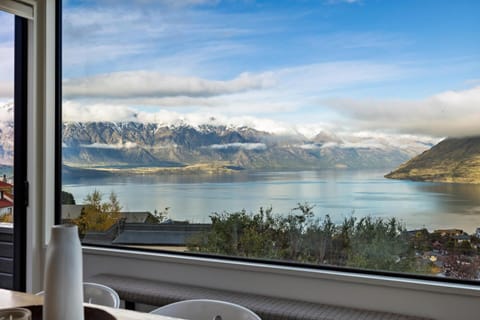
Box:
[0,198,13,209]
[0,181,12,188]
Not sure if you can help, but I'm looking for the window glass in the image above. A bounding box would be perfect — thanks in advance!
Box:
[62,0,480,281]
[0,10,15,290]
[0,10,14,224]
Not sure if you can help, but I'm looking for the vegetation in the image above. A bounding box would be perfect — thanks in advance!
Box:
[151,207,170,223]
[0,212,13,223]
[72,190,122,237]
[187,203,423,273]
[61,191,76,204]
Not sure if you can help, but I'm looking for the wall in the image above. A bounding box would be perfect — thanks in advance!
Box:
[0,225,13,289]
[83,247,480,320]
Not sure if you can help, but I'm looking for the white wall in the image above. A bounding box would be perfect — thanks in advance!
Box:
[83,247,480,320]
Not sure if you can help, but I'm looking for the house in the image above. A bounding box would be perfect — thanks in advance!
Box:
[0,193,13,217]
[61,206,157,224]
[120,211,157,224]
[61,204,84,221]
[434,229,464,237]
[0,181,14,217]
[453,234,471,243]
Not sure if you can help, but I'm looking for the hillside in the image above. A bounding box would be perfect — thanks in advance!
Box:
[385,136,480,184]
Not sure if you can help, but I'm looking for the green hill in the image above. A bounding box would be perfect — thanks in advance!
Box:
[385,136,480,184]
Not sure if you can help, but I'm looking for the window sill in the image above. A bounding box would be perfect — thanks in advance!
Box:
[82,246,480,298]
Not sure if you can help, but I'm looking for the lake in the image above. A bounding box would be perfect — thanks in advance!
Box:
[62,169,480,233]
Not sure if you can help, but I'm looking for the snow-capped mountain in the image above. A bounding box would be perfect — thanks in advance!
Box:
[62,121,435,171]
[0,102,14,166]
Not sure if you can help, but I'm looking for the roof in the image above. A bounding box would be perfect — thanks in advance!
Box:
[61,204,84,220]
[3,192,13,202]
[121,211,154,223]
[0,181,13,188]
[0,198,13,209]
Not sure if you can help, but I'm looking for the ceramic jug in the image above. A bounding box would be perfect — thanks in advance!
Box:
[43,224,84,320]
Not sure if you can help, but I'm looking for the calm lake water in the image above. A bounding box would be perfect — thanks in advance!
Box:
[63,169,480,233]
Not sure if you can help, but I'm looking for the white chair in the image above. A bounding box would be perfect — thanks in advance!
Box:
[36,282,121,308]
[150,299,261,320]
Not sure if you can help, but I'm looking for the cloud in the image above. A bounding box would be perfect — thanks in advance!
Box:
[0,101,13,122]
[63,71,272,99]
[62,101,139,122]
[324,86,480,138]
[208,143,267,151]
[62,3,256,76]
[63,101,294,134]
[79,142,138,149]
[0,82,13,99]
[297,132,436,156]
[62,60,408,116]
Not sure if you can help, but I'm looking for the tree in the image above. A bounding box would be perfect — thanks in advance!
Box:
[61,191,76,204]
[73,190,122,237]
[0,212,13,223]
[346,217,415,272]
[187,205,418,273]
[151,207,170,224]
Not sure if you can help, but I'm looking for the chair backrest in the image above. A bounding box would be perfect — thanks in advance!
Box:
[150,299,261,320]
[36,282,120,309]
[82,282,121,308]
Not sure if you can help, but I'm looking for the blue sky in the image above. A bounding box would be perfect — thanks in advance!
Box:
[0,11,13,108]
[2,1,480,138]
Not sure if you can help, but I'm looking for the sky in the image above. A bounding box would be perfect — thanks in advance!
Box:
[0,11,13,111]
[2,1,480,138]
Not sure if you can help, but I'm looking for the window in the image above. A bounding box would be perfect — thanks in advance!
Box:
[61,0,480,283]
[0,7,28,291]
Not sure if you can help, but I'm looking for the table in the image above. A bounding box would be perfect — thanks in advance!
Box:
[0,289,182,320]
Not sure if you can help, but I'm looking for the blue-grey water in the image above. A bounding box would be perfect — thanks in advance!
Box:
[62,169,480,233]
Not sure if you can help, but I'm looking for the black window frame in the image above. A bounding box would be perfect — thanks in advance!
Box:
[13,14,28,292]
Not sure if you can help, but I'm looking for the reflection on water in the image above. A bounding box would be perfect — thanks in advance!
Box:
[63,169,480,233]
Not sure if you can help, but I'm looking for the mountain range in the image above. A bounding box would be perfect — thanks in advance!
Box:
[62,121,432,173]
[0,102,436,174]
[0,102,13,166]
[386,136,480,184]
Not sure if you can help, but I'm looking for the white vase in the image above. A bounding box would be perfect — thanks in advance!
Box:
[43,224,84,320]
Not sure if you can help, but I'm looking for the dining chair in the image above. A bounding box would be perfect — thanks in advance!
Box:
[36,282,121,308]
[150,299,261,320]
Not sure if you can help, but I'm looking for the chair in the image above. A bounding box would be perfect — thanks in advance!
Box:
[36,282,121,308]
[150,299,261,320]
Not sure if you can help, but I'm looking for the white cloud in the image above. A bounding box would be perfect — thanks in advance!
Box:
[63,101,139,122]
[324,86,480,138]
[79,142,138,149]
[0,101,13,122]
[62,60,408,117]
[297,132,436,156]
[63,71,272,99]
[208,143,267,151]
[63,101,298,135]
[0,82,13,99]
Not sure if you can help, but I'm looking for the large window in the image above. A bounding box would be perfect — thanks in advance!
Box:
[61,1,480,282]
